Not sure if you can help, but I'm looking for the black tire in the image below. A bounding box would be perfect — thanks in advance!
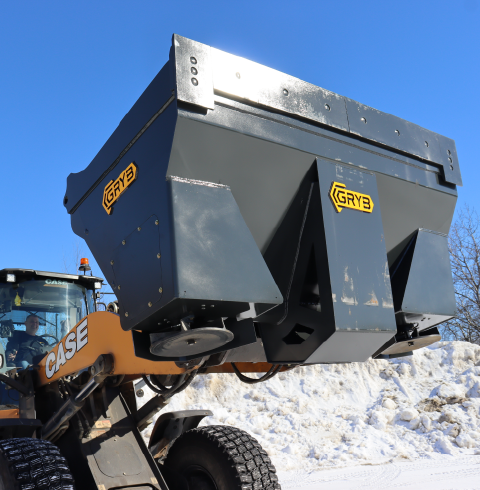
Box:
[163,425,281,490]
[0,438,75,490]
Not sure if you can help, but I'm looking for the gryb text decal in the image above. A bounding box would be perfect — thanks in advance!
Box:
[45,318,88,379]
[102,162,137,215]
[329,182,374,214]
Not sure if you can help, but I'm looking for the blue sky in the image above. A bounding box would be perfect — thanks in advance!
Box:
[1,1,478,289]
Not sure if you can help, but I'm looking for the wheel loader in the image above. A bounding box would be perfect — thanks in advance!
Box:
[0,34,460,489]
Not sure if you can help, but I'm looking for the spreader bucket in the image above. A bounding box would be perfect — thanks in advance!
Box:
[65,34,459,363]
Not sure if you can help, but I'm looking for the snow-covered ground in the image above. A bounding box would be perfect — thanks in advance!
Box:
[138,341,480,488]
[278,455,480,489]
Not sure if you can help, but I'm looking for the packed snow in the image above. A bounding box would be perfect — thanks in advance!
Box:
[277,455,480,489]
[137,341,480,486]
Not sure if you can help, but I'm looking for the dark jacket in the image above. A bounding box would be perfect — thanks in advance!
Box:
[5,331,49,366]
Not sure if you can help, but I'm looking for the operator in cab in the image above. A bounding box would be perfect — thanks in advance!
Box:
[6,314,49,368]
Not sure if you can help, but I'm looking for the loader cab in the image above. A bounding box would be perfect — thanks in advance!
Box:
[0,269,103,408]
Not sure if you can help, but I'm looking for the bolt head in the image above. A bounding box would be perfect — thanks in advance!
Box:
[155,220,159,225]
[118,285,121,290]
[157,253,161,259]
[191,77,198,86]
[137,227,141,231]
[283,88,288,96]
[122,240,126,245]
[110,260,114,265]
[190,56,197,64]
[148,302,152,307]
[125,312,129,317]
[159,287,163,293]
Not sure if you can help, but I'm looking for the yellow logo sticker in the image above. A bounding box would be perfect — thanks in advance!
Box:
[102,162,137,215]
[329,182,374,214]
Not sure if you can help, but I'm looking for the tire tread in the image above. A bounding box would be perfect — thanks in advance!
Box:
[0,438,75,490]
[168,425,281,490]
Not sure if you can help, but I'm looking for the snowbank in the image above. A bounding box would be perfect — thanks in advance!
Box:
[138,341,480,472]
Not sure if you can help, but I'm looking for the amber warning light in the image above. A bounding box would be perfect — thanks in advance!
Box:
[79,258,91,274]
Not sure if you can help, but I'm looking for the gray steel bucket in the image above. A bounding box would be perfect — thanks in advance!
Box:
[65,35,458,363]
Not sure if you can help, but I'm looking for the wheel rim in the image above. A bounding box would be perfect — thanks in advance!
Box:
[184,464,218,490]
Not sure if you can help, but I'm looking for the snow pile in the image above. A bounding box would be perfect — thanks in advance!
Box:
[138,341,480,471]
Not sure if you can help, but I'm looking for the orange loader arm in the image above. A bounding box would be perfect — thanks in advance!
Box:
[36,312,276,387]
[36,312,186,386]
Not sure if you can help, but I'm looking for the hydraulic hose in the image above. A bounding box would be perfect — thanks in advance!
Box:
[231,363,282,384]
[169,369,198,396]
[143,368,199,398]
[142,373,187,398]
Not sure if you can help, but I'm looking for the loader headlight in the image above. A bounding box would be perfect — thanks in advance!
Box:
[94,282,102,289]
[6,274,16,283]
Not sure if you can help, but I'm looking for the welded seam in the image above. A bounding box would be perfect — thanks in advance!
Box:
[344,98,351,133]
[69,94,175,215]
[167,175,230,189]
[276,183,314,326]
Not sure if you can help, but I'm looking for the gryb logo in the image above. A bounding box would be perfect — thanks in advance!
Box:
[102,162,137,215]
[329,182,374,214]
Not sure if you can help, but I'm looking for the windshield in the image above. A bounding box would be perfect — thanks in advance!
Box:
[0,278,95,346]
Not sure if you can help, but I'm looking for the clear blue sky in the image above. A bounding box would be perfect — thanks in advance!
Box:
[1,1,478,287]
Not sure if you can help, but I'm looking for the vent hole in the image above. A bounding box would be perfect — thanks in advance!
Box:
[283,324,314,345]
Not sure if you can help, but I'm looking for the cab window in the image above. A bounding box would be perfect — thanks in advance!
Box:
[0,278,95,349]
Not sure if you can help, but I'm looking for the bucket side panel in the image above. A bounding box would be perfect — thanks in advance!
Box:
[304,161,397,363]
[400,230,456,317]
[318,160,396,329]
[70,104,178,331]
[170,178,282,305]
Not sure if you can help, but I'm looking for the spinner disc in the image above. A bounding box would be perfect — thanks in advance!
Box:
[150,327,234,357]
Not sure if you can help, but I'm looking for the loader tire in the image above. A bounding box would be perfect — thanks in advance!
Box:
[0,438,75,490]
[163,425,281,490]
